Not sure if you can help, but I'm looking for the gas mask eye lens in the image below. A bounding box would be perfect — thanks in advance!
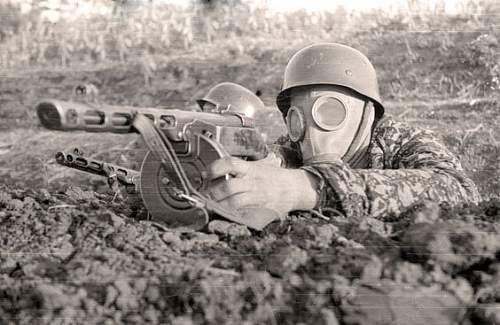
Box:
[312,96,348,131]
[286,106,305,142]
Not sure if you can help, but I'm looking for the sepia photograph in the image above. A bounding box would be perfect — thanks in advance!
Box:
[0,0,499,323]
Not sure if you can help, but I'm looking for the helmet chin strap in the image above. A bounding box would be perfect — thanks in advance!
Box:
[342,101,375,168]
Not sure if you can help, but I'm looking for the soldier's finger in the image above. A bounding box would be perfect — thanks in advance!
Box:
[207,157,250,180]
[209,178,252,201]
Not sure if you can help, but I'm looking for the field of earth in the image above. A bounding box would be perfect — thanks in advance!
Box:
[1,2,500,324]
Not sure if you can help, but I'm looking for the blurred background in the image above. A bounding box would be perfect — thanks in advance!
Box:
[1,0,499,104]
[0,0,499,198]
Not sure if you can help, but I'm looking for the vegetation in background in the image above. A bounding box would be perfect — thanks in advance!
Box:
[1,0,499,100]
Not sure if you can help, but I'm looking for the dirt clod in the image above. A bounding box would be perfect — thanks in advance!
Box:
[265,244,308,276]
[401,220,500,272]
[342,281,466,325]
[207,220,252,239]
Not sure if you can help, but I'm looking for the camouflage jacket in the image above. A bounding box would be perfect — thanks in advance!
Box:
[274,115,481,220]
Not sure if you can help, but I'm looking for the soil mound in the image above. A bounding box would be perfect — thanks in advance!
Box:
[1,186,500,324]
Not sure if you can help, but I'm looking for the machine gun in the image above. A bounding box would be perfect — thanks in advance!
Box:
[37,99,278,232]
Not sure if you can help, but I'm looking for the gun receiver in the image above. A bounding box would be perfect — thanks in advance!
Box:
[37,99,271,231]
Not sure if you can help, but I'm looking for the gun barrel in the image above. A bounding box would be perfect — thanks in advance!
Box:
[55,150,140,186]
[36,99,248,140]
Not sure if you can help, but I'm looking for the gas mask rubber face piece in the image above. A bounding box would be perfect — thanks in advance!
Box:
[286,87,375,167]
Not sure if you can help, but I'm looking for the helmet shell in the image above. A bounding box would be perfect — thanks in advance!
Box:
[197,82,264,119]
[276,43,384,117]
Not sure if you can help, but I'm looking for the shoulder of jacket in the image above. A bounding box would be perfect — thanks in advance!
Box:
[373,114,428,141]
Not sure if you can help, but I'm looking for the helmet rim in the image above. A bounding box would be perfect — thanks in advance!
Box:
[277,83,384,119]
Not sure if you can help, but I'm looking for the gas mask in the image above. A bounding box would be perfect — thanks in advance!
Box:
[285,87,375,167]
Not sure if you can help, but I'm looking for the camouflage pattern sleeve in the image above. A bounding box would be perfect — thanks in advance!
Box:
[299,116,481,220]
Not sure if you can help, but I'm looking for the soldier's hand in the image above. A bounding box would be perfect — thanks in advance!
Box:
[207,157,320,219]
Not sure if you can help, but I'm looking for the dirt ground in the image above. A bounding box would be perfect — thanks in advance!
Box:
[1,31,500,324]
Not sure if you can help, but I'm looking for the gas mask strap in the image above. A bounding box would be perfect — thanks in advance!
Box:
[342,101,374,164]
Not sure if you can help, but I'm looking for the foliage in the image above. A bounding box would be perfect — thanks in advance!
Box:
[1,1,499,100]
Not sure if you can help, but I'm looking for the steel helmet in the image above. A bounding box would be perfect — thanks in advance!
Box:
[197,82,265,119]
[276,43,384,118]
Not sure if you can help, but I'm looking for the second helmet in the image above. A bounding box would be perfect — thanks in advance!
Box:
[197,82,265,119]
